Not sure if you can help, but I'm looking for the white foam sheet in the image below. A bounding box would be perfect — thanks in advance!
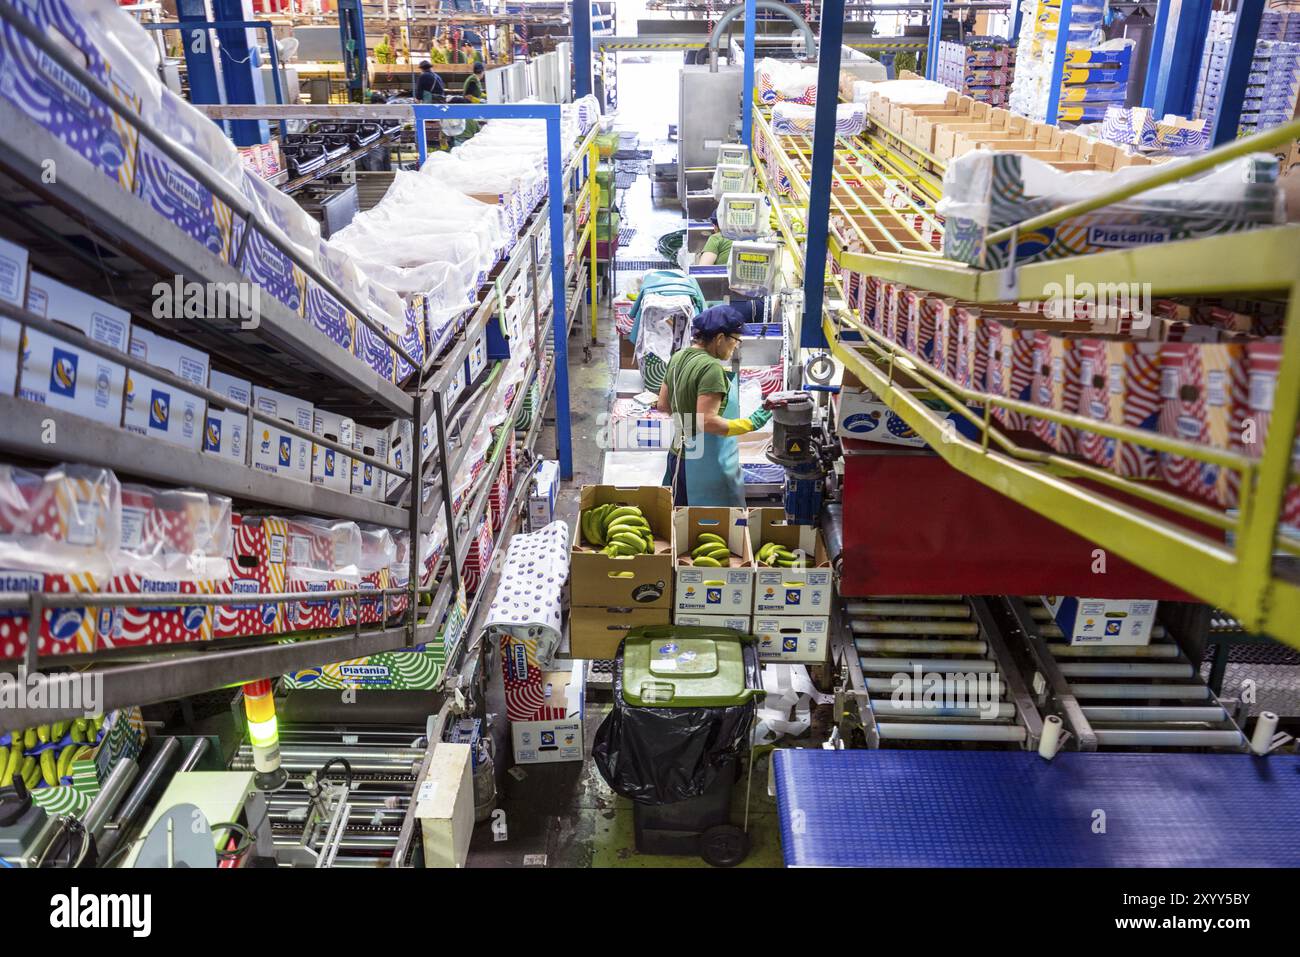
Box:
[602,450,669,487]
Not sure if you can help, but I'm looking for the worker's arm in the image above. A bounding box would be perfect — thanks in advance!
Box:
[697,233,721,266]
[656,378,670,414]
[695,392,731,435]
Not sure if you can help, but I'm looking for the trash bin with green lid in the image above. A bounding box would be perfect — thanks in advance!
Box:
[592,625,764,865]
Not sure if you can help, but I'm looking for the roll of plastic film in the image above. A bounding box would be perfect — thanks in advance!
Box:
[1038,714,1063,759]
[1250,711,1279,755]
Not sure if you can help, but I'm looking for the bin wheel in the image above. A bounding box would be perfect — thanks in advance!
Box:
[699,824,748,867]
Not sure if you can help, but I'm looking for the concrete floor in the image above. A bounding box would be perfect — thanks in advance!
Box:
[466,56,788,868]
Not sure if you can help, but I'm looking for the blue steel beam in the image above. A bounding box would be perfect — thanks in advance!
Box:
[800,0,845,351]
[141,21,284,105]
[212,0,268,145]
[412,103,575,478]
[574,0,593,99]
[743,0,757,145]
[1140,0,1173,108]
[926,0,944,80]
[1042,0,1075,125]
[1146,0,1213,117]
[1009,0,1024,44]
[1212,0,1264,145]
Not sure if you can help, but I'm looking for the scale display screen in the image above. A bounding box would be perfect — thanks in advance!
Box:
[728,241,780,296]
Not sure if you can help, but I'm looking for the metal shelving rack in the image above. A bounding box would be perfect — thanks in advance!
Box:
[0,4,595,730]
[746,15,1300,644]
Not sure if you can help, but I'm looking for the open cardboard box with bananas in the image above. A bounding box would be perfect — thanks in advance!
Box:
[571,485,674,608]
[748,507,834,616]
[2,708,147,818]
[672,507,754,615]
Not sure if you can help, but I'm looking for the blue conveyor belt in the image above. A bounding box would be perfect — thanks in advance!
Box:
[773,749,1300,867]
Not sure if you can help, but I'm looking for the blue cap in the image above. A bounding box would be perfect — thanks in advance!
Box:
[692,303,747,338]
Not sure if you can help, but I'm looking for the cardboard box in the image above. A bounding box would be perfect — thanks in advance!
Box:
[1157,342,1246,506]
[417,743,474,868]
[1041,596,1157,646]
[747,508,834,616]
[311,409,356,492]
[754,615,830,662]
[465,328,488,383]
[123,327,209,451]
[573,485,674,607]
[569,605,671,660]
[836,387,928,446]
[672,506,754,615]
[510,662,585,765]
[213,514,286,638]
[0,236,29,397]
[350,423,391,501]
[251,386,314,482]
[203,370,251,464]
[21,272,130,426]
[674,613,752,631]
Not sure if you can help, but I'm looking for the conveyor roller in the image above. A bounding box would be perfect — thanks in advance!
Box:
[841,596,1042,748]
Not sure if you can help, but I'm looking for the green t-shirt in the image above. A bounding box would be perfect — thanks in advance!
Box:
[665,347,728,453]
[462,74,484,102]
[702,232,732,264]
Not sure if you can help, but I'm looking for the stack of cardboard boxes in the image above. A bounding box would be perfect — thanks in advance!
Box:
[569,485,676,660]
[935,38,1016,107]
[1194,11,1300,138]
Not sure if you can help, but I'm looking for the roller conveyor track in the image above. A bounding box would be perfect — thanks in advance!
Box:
[230,722,427,863]
[1004,598,1247,751]
[839,596,1043,748]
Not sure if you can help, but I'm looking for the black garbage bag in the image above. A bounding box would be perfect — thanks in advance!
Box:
[592,642,759,805]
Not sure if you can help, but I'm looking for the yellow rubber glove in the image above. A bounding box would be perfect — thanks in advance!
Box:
[725,418,757,437]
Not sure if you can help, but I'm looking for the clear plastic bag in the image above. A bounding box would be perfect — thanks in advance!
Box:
[0,464,120,577]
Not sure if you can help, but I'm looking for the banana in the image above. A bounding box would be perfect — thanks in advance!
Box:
[1,742,20,787]
[20,756,38,789]
[697,533,727,547]
[757,542,780,562]
[70,719,87,744]
[610,533,647,552]
[692,555,722,567]
[56,744,78,780]
[36,725,50,745]
[604,506,642,526]
[23,728,37,750]
[91,714,105,733]
[51,720,69,741]
[39,749,57,787]
[605,521,649,538]
[692,542,725,559]
[699,543,731,558]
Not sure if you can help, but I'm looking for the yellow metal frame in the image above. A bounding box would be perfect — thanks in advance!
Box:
[755,97,1300,644]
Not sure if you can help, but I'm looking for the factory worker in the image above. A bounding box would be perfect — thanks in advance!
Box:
[656,304,771,507]
[415,60,445,102]
[462,61,486,102]
[696,214,731,266]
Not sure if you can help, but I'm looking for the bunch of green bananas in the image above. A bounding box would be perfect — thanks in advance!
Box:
[757,542,804,567]
[689,533,733,567]
[1,717,103,789]
[581,504,655,557]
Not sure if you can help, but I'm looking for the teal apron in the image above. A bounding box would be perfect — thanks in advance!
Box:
[676,368,745,507]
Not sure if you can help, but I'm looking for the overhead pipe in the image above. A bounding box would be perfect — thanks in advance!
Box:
[708,0,818,72]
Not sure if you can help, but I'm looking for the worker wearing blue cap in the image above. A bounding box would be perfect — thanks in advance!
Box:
[656,304,772,506]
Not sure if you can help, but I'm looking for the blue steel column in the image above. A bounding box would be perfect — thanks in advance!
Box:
[1009,0,1024,44]
[545,114,575,478]
[743,0,757,146]
[1146,0,1213,116]
[1042,0,1075,125]
[1140,0,1174,108]
[412,103,573,475]
[926,0,944,80]
[574,0,593,99]
[176,0,224,111]
[211,0,268,145]
[1212,0,1264,145]
[799,0,844,350]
